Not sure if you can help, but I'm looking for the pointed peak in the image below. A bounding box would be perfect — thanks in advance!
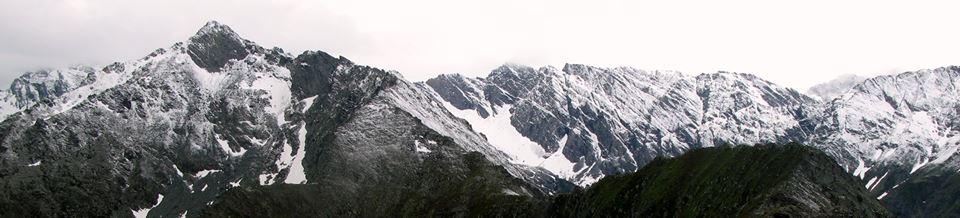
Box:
[202,20,224,28]
[561,63,596,73]
[498,62,527,68]
[498,62,534,71]
[189,20,250,47]
[489,62,535,77]
[194,20,237,38]
[186,20,252,72]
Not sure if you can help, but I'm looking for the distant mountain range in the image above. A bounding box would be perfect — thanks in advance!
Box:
[807,74,867,101]
[0,21,956,217]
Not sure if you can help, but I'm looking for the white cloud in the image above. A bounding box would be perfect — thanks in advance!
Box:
[1,0,959,89]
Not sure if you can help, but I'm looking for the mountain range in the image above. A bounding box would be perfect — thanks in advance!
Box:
[0,21,957,217]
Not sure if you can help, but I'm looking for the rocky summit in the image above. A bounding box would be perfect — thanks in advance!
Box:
[0,21,957,217]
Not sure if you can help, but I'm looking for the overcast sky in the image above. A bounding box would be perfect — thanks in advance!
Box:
[2,0,959,90]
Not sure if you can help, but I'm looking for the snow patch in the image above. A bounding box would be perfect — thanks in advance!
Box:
[414,140,432,153]
[881,149,897,160]
[258,173,275,185]
[539,134,577,179]
[301,96,317,114]
[195,169,221,179]
[910,157,929,174]
[869,171,889,190]
[502,189,520,196]
[284,96,317,184]
[172,165,184,177]
[440,103,546,166]
[578,174,602,187]
[865,177,878,189]
[27,160,41,167]
[191,66,230,92]
[275,140,294,169]
[871,149,883,160]
[933,141,959,164]
[240,67,292,126]
[132,194,163,218]
[283,123,309,184]
[215,134,245,157]
[852,158,870,179]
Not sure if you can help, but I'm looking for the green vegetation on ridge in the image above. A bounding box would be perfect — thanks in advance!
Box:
[201,143,892,217]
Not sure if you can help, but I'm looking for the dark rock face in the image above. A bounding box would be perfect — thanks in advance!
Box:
[202,104,542,217]
[426,74,508,118]
[882,162,960,217]
[288,53,400,183]
[186,21,254,72]
[288,50,355,99]
[549,144,892,217]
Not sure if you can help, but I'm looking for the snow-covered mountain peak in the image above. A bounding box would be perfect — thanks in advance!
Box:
[0,21,578,216]
[844,66,960,110]
[185,21,263,73]
[488,63,542,81]
[7,65,97,105]
[492,62,534,73]
[696,71,780,86]
[697,70,754,80]
[807,74,866,101]
[560,63,590,73]
[192,20,243,43]
[697,70,815,105]
[804,65,960,199]
[426,63,819,185]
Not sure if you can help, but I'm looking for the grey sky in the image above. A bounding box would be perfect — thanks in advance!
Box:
[2,0,959,90]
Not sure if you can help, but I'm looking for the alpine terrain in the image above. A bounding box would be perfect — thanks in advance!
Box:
[0,21,956,217]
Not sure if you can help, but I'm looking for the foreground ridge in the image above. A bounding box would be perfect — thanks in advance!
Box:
[202,144,892,217]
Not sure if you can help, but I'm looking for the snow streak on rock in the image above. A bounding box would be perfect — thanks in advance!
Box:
[5,20,960,216]
[284,96,317,184]
[425,64,814,185]
[809,66,960,194]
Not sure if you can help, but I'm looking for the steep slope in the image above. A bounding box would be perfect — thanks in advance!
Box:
[807,66,960,214]
[879,157,960,217]
[197,50,563,217]
[0,64,138,120]
[0,21,298,217]
[426,63,960,215]
[549,144,891,217]
[425,64,816,185]
[0,21,570,217]
[201,110,544,216]
[809,67,960,192]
